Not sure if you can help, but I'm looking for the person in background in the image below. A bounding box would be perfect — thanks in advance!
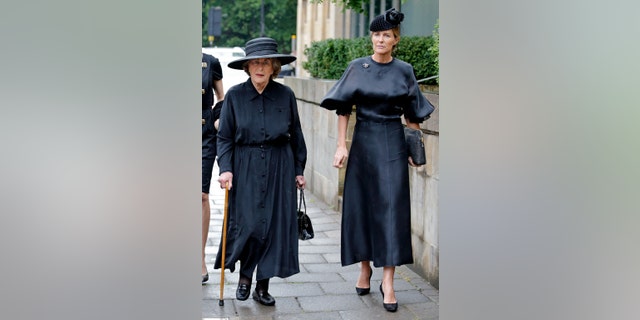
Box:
[319,8,434,312]
[202,52,224,284]
[213,37,307,306]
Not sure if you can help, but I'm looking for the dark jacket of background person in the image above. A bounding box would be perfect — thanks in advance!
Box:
[202,53,224,192]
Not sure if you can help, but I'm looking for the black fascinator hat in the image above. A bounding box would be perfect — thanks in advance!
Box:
[228,37,296,70]
[369,8,404,32]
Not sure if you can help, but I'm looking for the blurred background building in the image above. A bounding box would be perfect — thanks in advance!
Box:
[295,0,439,77]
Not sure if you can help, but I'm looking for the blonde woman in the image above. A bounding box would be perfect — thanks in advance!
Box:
[320,8,434,312]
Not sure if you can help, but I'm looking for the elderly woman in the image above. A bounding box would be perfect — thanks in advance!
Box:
[213,37,307,306]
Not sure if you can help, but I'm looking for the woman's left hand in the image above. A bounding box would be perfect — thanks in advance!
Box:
[408,157,419,167]
[296,175,306,189]
[405,118,422,168]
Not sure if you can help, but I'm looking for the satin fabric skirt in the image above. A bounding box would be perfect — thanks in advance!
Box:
[340,119,414,267]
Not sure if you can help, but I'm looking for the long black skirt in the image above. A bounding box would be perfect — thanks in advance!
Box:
[341,119,414,267]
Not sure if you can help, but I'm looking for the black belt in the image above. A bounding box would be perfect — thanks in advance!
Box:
[239,141,289,149]
[356,117,401,124]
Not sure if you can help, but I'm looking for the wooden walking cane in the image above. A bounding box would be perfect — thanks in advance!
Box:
[219,182,230,306]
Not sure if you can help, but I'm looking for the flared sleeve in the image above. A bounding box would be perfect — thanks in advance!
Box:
[402,66,435,123]
[320,61,358,116]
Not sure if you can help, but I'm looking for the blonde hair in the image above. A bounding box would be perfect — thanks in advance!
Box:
[391,25,401,39]
[242,58,282,80]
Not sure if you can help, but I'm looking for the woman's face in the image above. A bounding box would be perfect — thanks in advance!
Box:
[248,58,274,86]
[371,29,399,56]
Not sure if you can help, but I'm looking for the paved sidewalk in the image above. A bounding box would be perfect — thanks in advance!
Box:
[202,166,439,320]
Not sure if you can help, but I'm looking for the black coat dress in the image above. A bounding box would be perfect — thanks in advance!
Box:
[214,78,307,280]
[320,56,434,267]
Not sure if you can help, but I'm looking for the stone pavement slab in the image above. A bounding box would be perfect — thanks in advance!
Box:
[203,165,439,319]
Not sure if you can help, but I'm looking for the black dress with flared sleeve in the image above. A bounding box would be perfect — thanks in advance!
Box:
[320,56,434,267]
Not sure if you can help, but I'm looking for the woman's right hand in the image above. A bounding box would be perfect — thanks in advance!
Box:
[218,171,233,189]
[333,146,349,168]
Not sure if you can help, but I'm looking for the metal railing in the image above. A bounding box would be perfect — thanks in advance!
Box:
[417,75,439,83]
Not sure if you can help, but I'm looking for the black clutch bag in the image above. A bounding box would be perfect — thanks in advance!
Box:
[297,189,314,240]
[404,127,426,166]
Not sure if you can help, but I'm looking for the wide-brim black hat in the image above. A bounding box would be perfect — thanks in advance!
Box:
[228,37,296,70]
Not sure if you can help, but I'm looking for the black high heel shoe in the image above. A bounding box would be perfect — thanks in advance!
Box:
[355,269,373,295]
[379,283,398,312]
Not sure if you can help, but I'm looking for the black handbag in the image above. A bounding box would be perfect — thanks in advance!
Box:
[297,189,314,240]
[404,127,426,166]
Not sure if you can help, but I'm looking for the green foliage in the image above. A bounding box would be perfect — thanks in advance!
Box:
[310,0,402,13]
[395,36,437,82]
[202,0,297,53]
[427,19,439,84]
[309,0,368,13]
[302,37,370,79]
[303,36,438,82]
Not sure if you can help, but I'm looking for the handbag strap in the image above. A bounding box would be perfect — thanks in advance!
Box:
[297,188,306,213]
